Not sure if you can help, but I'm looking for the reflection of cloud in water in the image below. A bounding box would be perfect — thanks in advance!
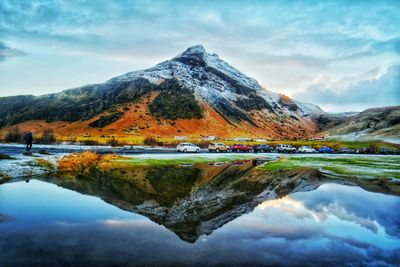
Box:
[100,219,158,229]
[292,184,400,238]
[258,197,318,221]
[1,218,399,266]
[258,194,379,233]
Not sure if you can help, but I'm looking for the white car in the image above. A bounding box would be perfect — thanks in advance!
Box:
[276,144,297,153]
[298,146,317,153]
[176,143,200,153]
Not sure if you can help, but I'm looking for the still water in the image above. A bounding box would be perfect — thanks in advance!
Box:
[1,163,400,266]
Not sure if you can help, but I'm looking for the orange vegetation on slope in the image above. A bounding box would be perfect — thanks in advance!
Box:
[57,152,124,174]
[0,92,318,141]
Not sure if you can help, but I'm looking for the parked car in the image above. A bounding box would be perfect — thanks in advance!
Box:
[276,144,297,153]
[231,144,253,152]
[208,143,231,153]
[357,147,371,154]
[297,146,317,153]
[253,144,273,153]
[176,143,200,153]
[338,147,356,154]
[319,146,334,153]
[379,148,396,155]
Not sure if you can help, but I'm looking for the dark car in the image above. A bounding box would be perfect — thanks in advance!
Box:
[380,148,396,155]
[231,144,253,152]
[338,147,355,154]
[253,144,273,153]
[357,147,371,154]
[319,146,334,153]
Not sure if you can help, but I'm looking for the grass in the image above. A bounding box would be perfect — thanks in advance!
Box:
[260,155,400,179]
[257,139,399,151]
[119,154,264,166]
[0,171,11,183]
[0,153,15,160]
[54,151,399,182]
[35,158,55,171]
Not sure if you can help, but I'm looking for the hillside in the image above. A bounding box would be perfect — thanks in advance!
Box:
[322,106,400,141]
[0,45,324,140]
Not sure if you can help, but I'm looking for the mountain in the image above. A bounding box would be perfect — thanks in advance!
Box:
[0,45,323,140]
[320,106,400,142]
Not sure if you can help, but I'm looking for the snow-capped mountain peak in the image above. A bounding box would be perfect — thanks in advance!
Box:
[110,45,262,96]
[107,45,323,121]
[178,44,208,57]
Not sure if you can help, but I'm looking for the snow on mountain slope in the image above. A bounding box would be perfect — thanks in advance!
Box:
[109,45,322,119]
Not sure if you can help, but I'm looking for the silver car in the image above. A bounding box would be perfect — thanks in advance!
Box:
[176,143,200,153]
[298,146,317,153]
[276,144,297,153]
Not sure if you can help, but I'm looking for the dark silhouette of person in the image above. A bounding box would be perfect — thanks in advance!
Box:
[24,132,33,151]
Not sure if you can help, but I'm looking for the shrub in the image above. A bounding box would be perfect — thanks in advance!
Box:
[144,136,158,146]
[80,139,101,146]
[36,158,55,170]
[0,153,15,160]
[56,152,124,176]
[66,136,77,143]
[38,128,56,143]
[161,141,180,148]
[106,138,119,147]
[5,126,22,142]
[57,152,100,174]
[193,140,209,148]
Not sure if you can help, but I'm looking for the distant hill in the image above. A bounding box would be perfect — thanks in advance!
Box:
[321,106,400,142]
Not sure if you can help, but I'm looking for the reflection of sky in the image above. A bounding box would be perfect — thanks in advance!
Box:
[1,180,399,266]
[0,180,144,227]
[228,185,400,250]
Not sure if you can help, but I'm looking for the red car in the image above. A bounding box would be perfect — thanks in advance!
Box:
[231,144,253,152]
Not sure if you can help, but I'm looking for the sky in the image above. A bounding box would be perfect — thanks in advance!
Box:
[0,0,399,112]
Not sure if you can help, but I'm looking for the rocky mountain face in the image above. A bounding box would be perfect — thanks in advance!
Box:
[0,45,323,139]
[321,106,400,141]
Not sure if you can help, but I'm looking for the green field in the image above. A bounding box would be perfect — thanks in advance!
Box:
[260,155,400,179]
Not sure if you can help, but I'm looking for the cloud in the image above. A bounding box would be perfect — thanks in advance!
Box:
[0,41,26,61]
[0,0,399,102]
[293,64,400,111]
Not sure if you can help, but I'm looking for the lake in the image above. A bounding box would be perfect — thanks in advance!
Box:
[1,160,400,266]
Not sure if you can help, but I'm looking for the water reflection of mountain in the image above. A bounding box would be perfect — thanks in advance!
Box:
[40,161,400,243]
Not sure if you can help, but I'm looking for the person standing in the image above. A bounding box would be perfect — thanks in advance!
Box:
[24,132,33,151]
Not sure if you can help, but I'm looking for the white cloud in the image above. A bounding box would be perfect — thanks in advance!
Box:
[0,0,399,112]
[294,64,400,111]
